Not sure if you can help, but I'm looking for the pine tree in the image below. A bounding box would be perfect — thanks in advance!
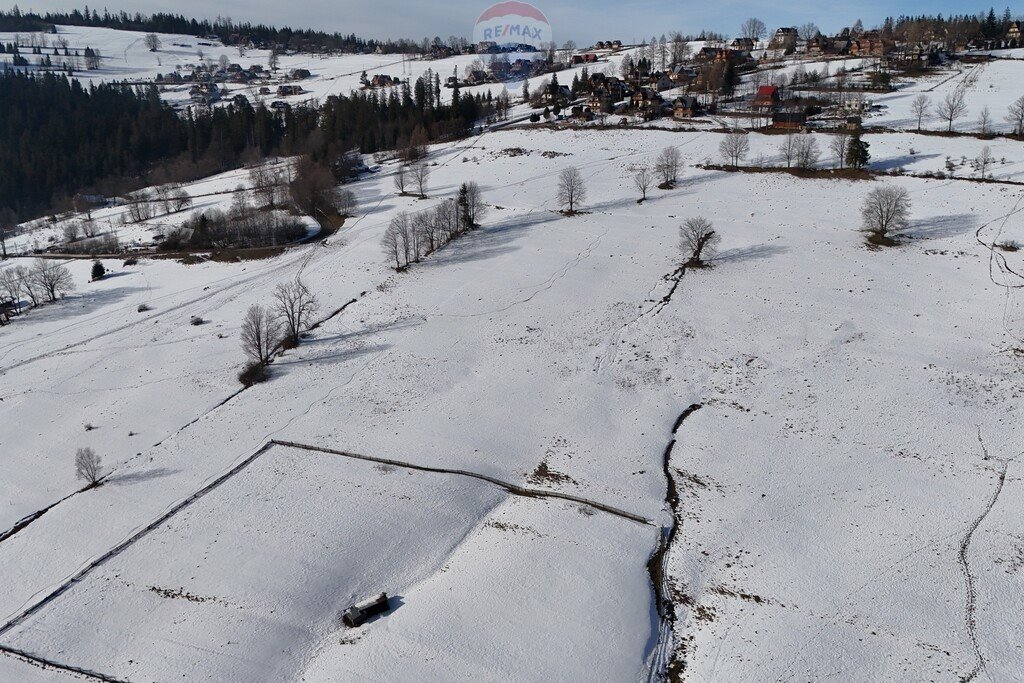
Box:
[847,133,870,169]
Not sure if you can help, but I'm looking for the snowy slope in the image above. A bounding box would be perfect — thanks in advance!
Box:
[0,122,1022,681]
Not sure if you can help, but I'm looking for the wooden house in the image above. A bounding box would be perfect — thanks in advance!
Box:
[772,110,807,130]
[672,95,700,118]
[769,27,798,51]
[753,85,780,110]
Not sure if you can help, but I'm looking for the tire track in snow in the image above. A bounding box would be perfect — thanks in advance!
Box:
[958,432,1013,683]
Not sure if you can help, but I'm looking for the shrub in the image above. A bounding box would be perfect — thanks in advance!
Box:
[238,361,270,387]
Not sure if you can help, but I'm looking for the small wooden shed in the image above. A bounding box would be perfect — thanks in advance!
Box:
[342,592,390,627]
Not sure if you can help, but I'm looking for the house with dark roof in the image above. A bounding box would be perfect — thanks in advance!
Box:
[772,110,807,130]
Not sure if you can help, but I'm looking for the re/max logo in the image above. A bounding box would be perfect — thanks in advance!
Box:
[482,23,545,41]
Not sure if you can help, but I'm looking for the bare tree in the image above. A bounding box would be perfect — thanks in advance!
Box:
[740,17,767,41]
[793,133,821,170]
[978,106,993,136]
[936,87,967,132]
[778,134,798,168]
[910,94,930,131]
[462,181,486,226]
[654,147,682,186]
[382,212,413,268]
[411,162,430,198]
[240,304,282,366]
[393,165,408,195]
[861,185,911,242]
[75,447,103,485]
[798,23,820,41]
[274,279,318,346]
[1006,95,1024,136]
[679,216,720,266]
[0,267,25,313]
[63,223,80,243]
[976,145,995,177]
[143,33,162,52]
[557,166,587,213]
[719,132,750,167]
[0,207,15,258]
[634,166,654,201]
[172,189,193,212]
[250,166,280,208]
[338,189,357,217]
[31,259,74,302]
[382,219,404,269]
[829,131,849,169]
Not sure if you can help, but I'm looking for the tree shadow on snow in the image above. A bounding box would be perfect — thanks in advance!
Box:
[108,467,181,486]
[273,342,391,370]
[903,213,978,240]
[418,210,560,268]
[870,153,942,171]
[9,285,149,327]
[716,243,789,263]
[302,316,424,348]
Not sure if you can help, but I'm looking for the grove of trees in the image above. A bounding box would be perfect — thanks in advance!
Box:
[381,181,485,269]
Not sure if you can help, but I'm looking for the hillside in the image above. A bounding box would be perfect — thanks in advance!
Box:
[1,21,1023,683]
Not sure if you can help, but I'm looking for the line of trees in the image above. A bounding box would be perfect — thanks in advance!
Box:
[382,181,484,269]
[0,259,75,322]
[0,7,432,55]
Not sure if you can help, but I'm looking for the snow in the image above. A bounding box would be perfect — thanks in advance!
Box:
[2,160,309,255]
[871,60,1024,133]
[2,60,1024,680]
[0,25,644,110]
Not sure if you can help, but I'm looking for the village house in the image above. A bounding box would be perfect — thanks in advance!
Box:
[276,84,304,97]
[753,85,781,110]
[370,74,398,87]
[1008,21,1022,45]
[509,59,533,78]
[772,109,807,130]
[571,53,598,65]
[672,95,700,119]
[769,27,799,51]
[731,37,755,52]
[668,64,697,86]
[465,70,489,86]
[630,87,663,117]
[850,30,890,56]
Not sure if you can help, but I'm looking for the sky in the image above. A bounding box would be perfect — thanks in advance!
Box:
[10,0,1010,43]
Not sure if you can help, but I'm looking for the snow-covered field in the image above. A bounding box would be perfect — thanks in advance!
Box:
[872,59,1024,133]
[2,83,1024,680]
